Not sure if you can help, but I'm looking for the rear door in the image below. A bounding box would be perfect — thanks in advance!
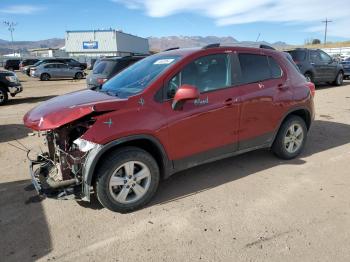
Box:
[236,52,291,150]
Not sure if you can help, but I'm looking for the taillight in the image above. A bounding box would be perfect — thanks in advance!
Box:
[307,82,315,97]
[97,78,107,85]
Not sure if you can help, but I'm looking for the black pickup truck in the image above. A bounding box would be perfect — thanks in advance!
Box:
[0,70,22,105]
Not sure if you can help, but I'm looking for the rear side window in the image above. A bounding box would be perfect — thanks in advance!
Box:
[238,54,270,83]
[288,50,306,61]
[45,64,56,69]
[93,61,115,74]
[268,57,283,78]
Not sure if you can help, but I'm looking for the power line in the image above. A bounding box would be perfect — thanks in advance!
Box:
[321,18,332,45]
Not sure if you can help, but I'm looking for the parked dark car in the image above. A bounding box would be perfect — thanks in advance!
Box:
[341,58,350,79]
[86,56,146,88]
[29,58,87,77]
[0,70,22,105]
[4,59,21,71]
[24,44,315,212]
[20,58,40,75]
[286,48,344,86]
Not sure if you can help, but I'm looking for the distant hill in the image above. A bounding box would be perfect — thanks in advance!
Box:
[148,36,238,51]
[0,36,291,55]
[0,38,64,55]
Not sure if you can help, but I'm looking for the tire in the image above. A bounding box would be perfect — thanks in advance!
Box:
[304,72,313,83]
[0,86,8,105]
[95,147,160,213]
[40,73,50,81]
[272,115,307,160]
[333,71,344,86]
[74,72,83,79]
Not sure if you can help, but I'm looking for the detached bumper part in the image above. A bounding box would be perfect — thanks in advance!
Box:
[28,157,80,200]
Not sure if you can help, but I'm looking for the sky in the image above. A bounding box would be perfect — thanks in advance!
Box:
[0,0,349,45]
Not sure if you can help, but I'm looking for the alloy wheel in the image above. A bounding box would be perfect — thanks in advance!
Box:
[284,123,304,153]
[108,161,151,204]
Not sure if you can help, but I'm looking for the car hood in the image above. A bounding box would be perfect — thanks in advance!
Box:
[23,89,125,131]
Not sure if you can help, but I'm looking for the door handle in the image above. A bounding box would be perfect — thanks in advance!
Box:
[278,83,288,90]
[224,98,233,106]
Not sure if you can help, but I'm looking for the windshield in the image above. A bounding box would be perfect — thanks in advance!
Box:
[33,61,43,67]
[100,54,180,98]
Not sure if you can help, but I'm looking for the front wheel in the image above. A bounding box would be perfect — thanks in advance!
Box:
[0,87,9,105]
[40,73,50,81]
[95,147,160,213]
[272,115,307,160]
[304,72,313,83]
[74,72,83,79]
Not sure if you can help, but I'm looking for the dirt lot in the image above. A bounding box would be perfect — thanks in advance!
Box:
[1,72,350,262]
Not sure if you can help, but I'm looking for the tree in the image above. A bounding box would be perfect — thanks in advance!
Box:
[312,39,321,45]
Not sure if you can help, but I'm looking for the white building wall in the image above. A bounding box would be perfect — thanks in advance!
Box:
[65,30,149,56]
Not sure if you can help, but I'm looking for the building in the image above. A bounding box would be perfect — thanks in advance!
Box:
[28,48,67,58]
[65,29,149,57]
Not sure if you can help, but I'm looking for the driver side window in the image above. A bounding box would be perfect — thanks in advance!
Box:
[167,54,231,99]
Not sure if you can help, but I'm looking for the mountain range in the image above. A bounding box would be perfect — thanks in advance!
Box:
[0,36,289,55]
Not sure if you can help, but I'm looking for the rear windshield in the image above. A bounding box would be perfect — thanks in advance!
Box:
[92,60,116,74]
[287,50,306,61]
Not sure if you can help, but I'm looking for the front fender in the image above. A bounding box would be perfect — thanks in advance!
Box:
[81,134,171,201]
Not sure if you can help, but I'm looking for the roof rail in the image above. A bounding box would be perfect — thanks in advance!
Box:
[163,47,180,51]
[259,44,275,50]
[202,43,220,49]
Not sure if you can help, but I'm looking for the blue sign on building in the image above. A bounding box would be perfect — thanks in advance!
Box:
[83,41,98,49]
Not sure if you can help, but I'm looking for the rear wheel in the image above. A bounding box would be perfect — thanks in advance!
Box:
[40,73,50,81]
[272,115,307,160]
[333,71,344,86]
[0,87,8,105]
[95,147,160,213]
[74,72,83,79]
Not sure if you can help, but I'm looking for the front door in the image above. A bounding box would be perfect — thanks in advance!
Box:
[164,53,241,170]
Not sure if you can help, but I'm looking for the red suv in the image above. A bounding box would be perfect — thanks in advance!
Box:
[24,44,315,212]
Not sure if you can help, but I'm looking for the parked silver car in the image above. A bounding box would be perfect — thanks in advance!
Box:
[32,63,85,81]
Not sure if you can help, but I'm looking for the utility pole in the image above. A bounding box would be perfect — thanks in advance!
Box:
[322,18,332,46]
[3,21,17,56]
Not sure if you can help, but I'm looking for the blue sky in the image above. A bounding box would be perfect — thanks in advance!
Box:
[0,0,349,44]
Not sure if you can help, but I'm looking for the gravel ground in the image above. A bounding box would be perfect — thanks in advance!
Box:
[1,72,350,262]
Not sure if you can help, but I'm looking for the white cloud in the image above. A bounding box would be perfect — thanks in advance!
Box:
[114,0,350,38]
[0,5,44,15]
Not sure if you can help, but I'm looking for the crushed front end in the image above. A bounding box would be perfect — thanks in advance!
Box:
[29,117,99,200]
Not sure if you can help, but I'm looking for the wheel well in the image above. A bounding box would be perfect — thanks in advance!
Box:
[91,138,166,185]
[41,73,50,78]
[304,71,313,76]
[0,82,8,92]
[285,109,311,130]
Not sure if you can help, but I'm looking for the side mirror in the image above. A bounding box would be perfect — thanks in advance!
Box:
[172,84,200,110]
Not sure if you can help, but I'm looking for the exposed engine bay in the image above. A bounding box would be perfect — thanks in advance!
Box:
[29,116,96,199]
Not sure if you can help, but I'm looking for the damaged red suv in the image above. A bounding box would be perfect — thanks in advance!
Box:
[24,44,315,212]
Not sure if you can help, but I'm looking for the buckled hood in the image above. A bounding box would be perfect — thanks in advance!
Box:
[23,89,125,131]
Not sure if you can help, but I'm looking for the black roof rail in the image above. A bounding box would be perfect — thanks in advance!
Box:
[202,43,220,49]
[163,47,180,51]
[259,44,276,50]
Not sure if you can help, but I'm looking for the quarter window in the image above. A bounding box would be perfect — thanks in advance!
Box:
[238,54,270,83]
[268,57,283,78]
[167,54,231,98]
